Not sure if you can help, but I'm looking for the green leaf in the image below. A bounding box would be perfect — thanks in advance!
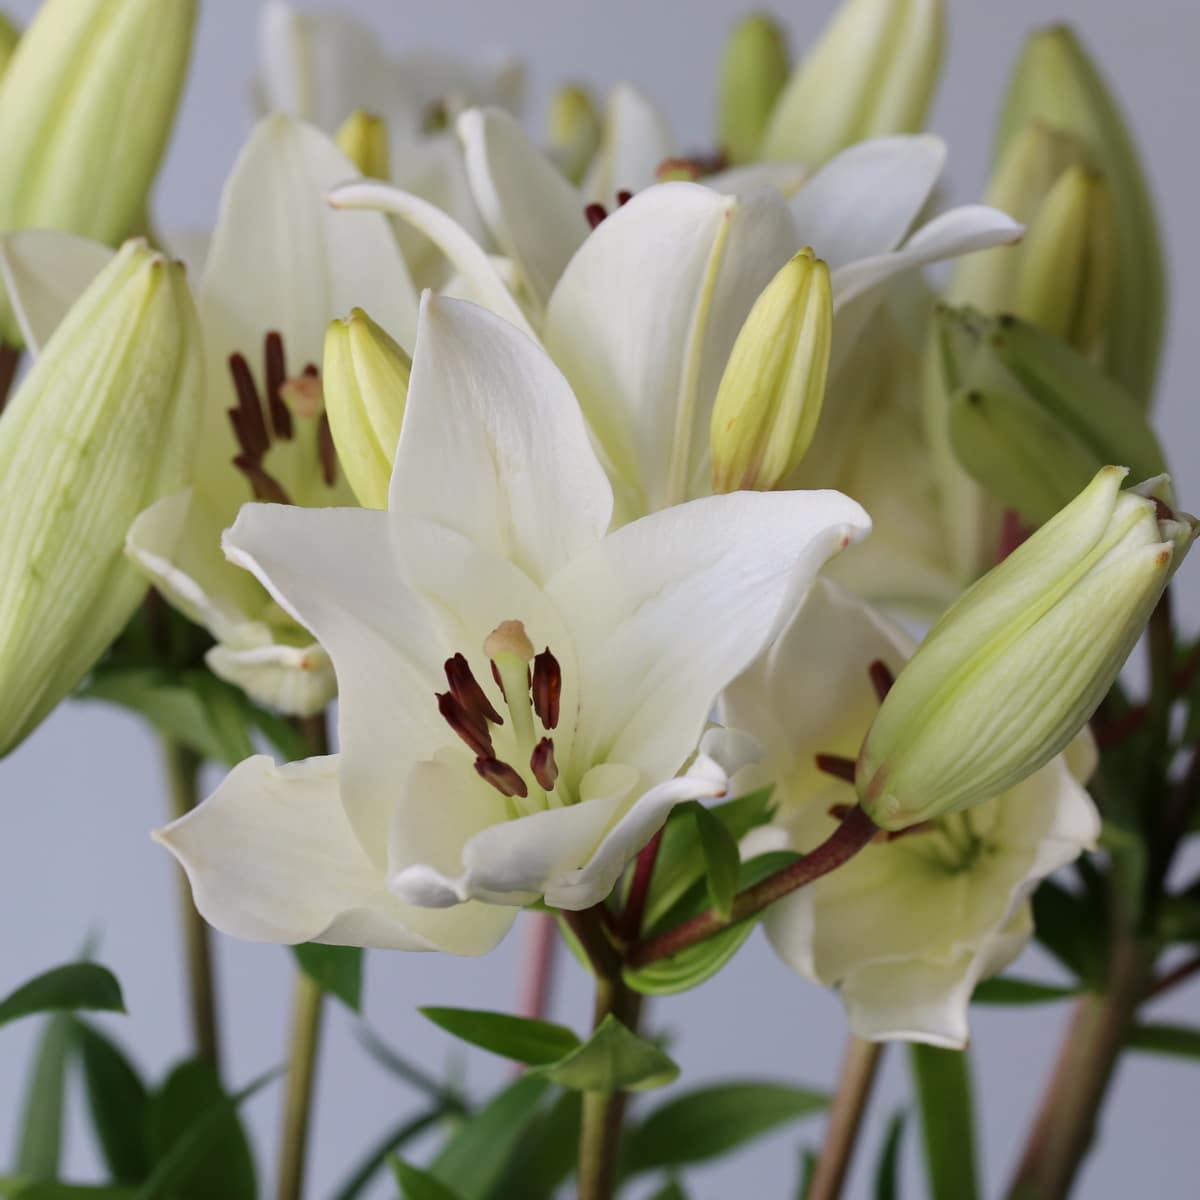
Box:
[909,1045,978,1200]
[8,1187,138,1199]
[420,1007,581,1066]
[0,964,125,1028]
[690,803,740,919]
[392,1161,464,1200]
[873,1109,907,1200]
[139,1061,262,1200]
[292,944,363,1011]
[354,1022,456,1105]
[1127,1022,1200,1060]
[971,977,1079,1005]
[331,1111,446,1200]
[74,1022,151,1182]
[528,1015,678,1093]
[796,1148,817,1200]
[641,789,774,931]
[647,1181,688,1200]
[13,1016,73,1181]
[623,1081,827,1174]
[487,1089,580,1200]
[429,1076,551,1200]
[1031,878,1105,986]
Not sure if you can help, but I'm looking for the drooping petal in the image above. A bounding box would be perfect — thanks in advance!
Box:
[0,231,114,354]
[704,163,809,199]
[329,179,531,332]
[156,753,513,954]
[789,135,946,270]
[392,294,612,584]
[550,489,870,789]
[583,83,676,204]
[457,108,589,314]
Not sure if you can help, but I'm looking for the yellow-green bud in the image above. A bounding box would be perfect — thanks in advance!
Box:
[1013,165,1115,356]
[710,248,831,493]
[547,84,602,186]
[0,240,203,756]
[994,25,1164,407]
[336,109,390,180]
[323,307,412,510]
[857,466,1195,829]
[717,13,790,165]
[939,308,1166,526]
[761,0,945,167]
[0,12,19,80]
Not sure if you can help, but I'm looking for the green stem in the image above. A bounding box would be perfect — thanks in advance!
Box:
[808,1038,884,1200]
[276,711,331,1200]
[161,737,221,1070]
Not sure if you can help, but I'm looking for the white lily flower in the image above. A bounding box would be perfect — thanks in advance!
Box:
[336,120,1019,531]
[4,115,419,715]
[154,294,870,953]
[723,579,1100,1047]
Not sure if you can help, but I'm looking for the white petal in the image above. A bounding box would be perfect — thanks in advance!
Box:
[329,180,531,332]
[550,489,870,788]
[0,231,115,354]
[704,163,809,199]
[790,135,946,270]
[544,182,797,517]
[457,108,589,313]
[393,51,525,124]
[206,642,334,719]
[392,294,612,584]
[155,754,512,955]
[583,83,675,204]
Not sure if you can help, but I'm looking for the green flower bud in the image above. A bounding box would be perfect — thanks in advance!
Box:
[0,240,203,756]
[336,109,390,181]
[994,25,1164,407]
[0,12,19,80]
[939,307,1166,526]
[710,248,831,493]
[717,13,790,165]
[761,0,945,167]
[857,467,1196,829]
[323,307,412,510]
[547,84,602,185]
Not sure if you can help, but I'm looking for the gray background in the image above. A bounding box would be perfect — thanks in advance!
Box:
[2,0,1199,1196]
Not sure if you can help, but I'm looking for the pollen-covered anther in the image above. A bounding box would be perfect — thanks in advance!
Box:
[868,660,895,703]
[475,755,529,799]
[584,202,607,229]
[437,691,494,758]
[815,753,856,783]
[531,737,559,790]
[445,653,503,725]
[531,649,561,730]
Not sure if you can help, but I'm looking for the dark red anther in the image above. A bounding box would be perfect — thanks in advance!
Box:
[228,352,269,457]
[584,202,607,229]
[530,737,559,791]
[616,189,633,206]
[227,408,255,458]
[815,753,856,784]
[868,660,895,703]
[475,756,528,799]
[232,455,292,504]
[437,691,494,757]
[317,411,338,487]
[445,653,503,725]
[264,331,293,440]
[531,649,561,730]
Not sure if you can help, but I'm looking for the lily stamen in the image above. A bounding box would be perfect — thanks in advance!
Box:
[531,737,559,790]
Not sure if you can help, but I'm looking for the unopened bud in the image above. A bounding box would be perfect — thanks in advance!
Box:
[547,84,602,185]
[938,307,1165,526]
[994,24,1164,407]
[710,248,832,493]
[857,467,1196,829]
[761,0,945,166]
[323,307,411,509]
[0,240,202,756]
[717,13,790,165]
[336,109,390,180]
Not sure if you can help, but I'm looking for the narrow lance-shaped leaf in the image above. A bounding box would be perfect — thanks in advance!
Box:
[909,1045,979,1200]
[528,1015,679,1093]
[292,944,363,1011]
[0,963,125,1027]
[419,1006,580,1066]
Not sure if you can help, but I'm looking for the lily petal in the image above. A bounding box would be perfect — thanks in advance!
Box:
[583,83,675,204]
[392,294,612,584]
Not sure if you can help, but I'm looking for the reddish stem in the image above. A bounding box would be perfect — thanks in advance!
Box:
[517,911,560,1022]
[620,830,663,941]
[1146,953,1200,1000]
[628,806,878,967]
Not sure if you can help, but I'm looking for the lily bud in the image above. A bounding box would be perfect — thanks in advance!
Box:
[710,248,832,493]
[0,13,18,79]
[323,307,412,509]
[336,109,390,180]
[994,24,1164,407]
[547,84,602,185]
[857,467,1196,829]
[0,240,202,756]
[938,307,1165,526]
[1013,166,1115,356]
[717,13,790,165]
[761,0,944,167]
